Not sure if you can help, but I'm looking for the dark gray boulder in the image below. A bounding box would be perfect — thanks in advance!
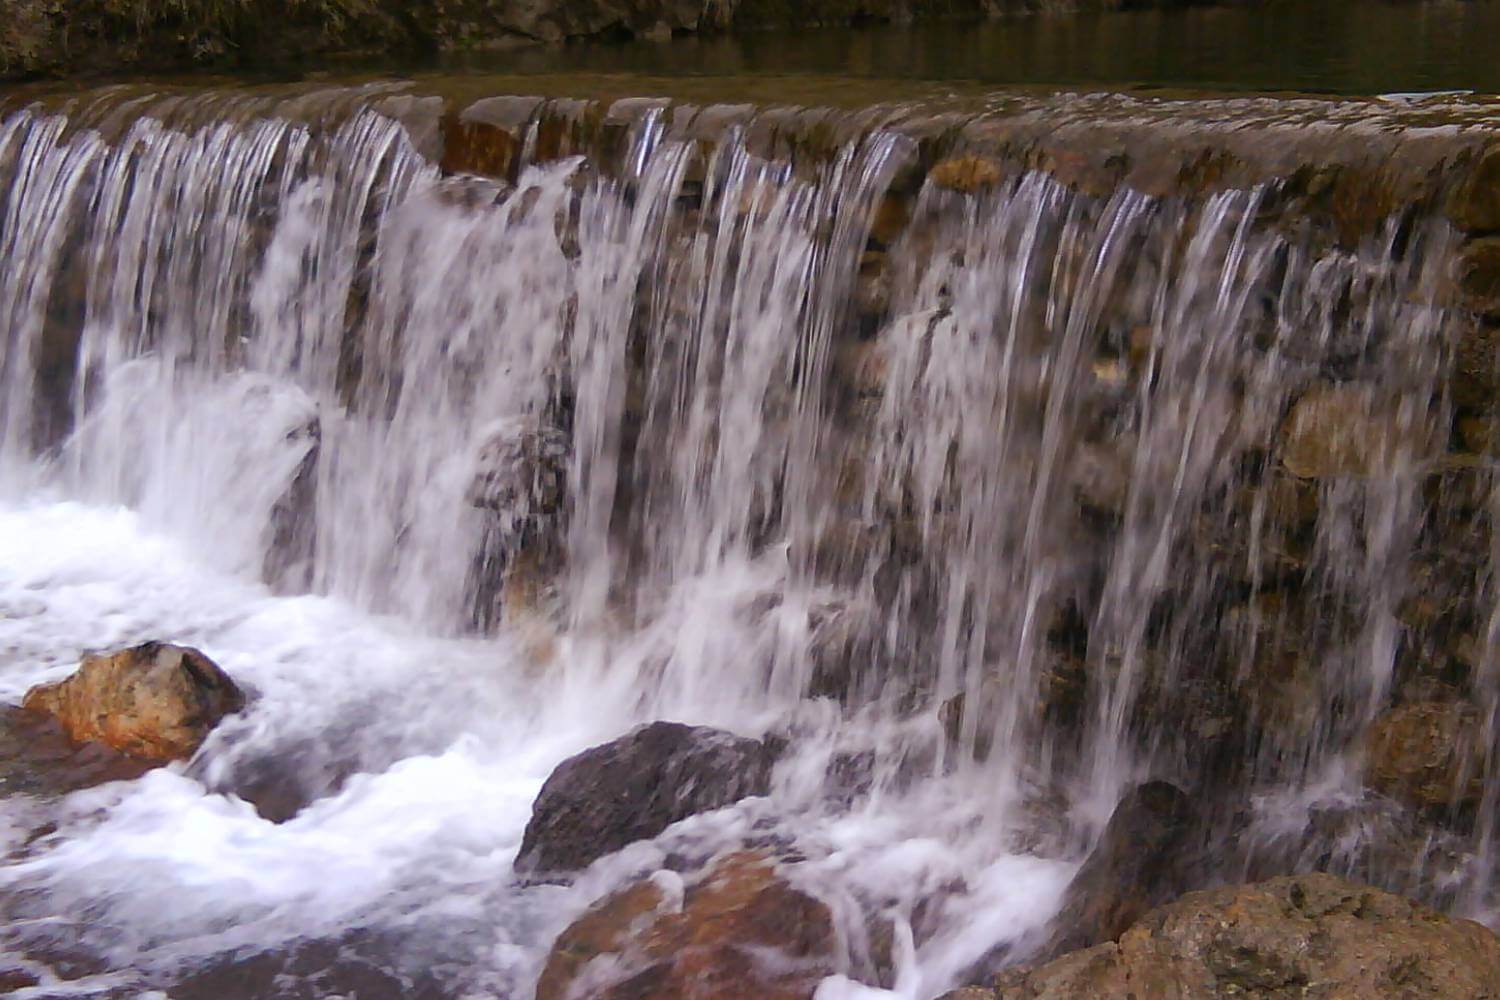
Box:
[1042,780,1204,959]
[515,721,777,874]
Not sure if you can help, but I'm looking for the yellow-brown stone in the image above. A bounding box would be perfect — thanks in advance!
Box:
[23,642,244,762]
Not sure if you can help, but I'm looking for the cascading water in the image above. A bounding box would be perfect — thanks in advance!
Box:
[0,80,1494,997]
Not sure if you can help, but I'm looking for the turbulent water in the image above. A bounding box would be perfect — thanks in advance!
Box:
[0,82,1492,996]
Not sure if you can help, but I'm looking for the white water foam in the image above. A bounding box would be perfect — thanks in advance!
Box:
[0,499,1071,996]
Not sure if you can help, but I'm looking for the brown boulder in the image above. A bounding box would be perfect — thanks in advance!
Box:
[959,874,1500,999]
[536,851,836,1000]
[22,642,245,762]
[1365,701,1483,811]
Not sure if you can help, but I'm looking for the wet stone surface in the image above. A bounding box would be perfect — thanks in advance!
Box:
[516,722,779,875]
[0,704,154,801]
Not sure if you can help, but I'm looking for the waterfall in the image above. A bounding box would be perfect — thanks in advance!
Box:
[0,82,1492,996]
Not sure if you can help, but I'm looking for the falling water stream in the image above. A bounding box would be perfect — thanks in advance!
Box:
[0,79,1495,997]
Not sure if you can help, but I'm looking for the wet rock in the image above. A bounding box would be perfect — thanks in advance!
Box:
[856,250,892,327]
[941,652,1085,765]
[1196,479,1317,589]
[1449,145,1500,234]
[928,155,1004,195]
[804,598,876,702]
[970,873,1500,1000]
[0,704,154,799]
[516,722,778,874]
[833,337,893,405]
[441,116,522,181]
[1219,594,1331,740]
[262,406,320,594]
[1247,472,1321,531]
[1071,438,1134,517]
[1452,317,1500,410]
[498,544,562,619]
[1422,453,1495,524]
[22,642,245,763]
[468,516,567,632]
[1042,781,1203,959]
[0,966,40,991]
[536,851,836,1000]
[170,930,451,1000]
[1365,701,1483,811]
[466,416,569,519]
[537,879,668,998]
[1236,798,1470,904]
[1459,236,1500,316]
[1279,383,1432,478]
[1459,415,1499,454]
[1126,325,1154,370]
[869,191,911,247]
[208,738,364,824]
[466,417,570,630]
[939,691,987,760]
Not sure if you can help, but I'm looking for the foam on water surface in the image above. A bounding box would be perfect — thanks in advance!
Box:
[0,499,1072,996]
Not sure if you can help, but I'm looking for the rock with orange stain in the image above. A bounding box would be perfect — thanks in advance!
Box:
[22,641,244,762]
[536,851,837,1000]
[928,156,1004,195]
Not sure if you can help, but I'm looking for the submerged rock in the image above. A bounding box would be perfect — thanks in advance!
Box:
[207,738,364,824]
[515,722,777,874]
[961,873,1500,999]
[22,642,245,762]
[535,851,835,1000]
[1042,781,1203,959]
[169,930,451,1000]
